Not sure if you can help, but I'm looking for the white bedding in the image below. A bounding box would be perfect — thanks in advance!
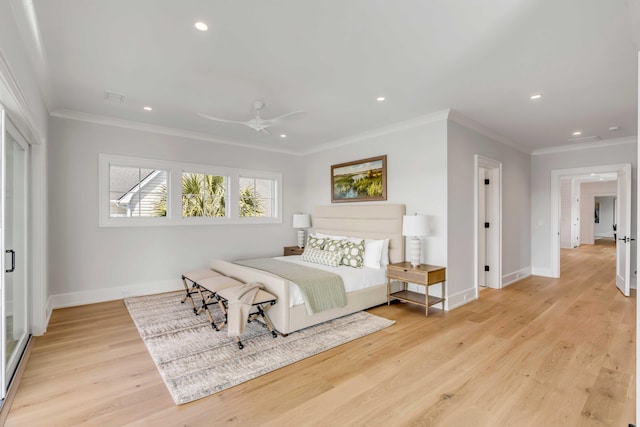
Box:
[274,255,387,307]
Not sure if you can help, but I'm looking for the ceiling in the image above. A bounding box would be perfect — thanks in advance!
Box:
[21,0,640,154]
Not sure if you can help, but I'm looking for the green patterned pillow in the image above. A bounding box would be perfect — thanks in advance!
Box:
[306,235,326,249]
[301,247,342,267]
[341,240,365,268]
[323,238,346,253]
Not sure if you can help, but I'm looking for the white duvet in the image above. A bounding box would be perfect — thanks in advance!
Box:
[274,255,387,307]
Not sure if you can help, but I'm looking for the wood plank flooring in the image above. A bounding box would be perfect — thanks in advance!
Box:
[5,240,635,426]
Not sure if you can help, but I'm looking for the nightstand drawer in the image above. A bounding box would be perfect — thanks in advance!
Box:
[387,267,428,283]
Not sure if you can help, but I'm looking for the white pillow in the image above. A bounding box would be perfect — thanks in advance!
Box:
[380,239,390,266]
[363,239,385,269]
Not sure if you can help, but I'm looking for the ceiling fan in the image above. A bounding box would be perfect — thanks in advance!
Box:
[197,101,304,136]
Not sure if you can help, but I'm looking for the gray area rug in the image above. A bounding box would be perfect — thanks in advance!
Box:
[124,291,395,405]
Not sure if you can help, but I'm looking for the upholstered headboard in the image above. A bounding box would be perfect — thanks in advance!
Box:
[312,204,405,264]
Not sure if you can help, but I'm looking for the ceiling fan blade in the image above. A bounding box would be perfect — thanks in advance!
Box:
[270,110,305,121]
[197,112,247,125]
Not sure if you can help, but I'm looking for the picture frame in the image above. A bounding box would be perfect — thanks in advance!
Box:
[331,155,387,203]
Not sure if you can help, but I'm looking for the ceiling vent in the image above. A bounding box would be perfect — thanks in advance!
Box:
[103,90,125,103]
[567,135,601,143]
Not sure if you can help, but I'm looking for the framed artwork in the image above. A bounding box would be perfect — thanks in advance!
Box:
[331,155,387,203]
[594,202,600,223]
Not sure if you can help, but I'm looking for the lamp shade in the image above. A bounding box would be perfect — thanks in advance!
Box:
[402,214,428,237]
[292,213,311,229]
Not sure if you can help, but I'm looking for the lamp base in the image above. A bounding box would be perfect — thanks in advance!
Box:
[409,237,421,268]
[297,229,305,248]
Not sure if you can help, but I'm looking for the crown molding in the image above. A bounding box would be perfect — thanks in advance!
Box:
[0,47,45,145]
[303,109,450,155]
[50,109,303,156]
[447,110,530,154]
[531,136,637,156]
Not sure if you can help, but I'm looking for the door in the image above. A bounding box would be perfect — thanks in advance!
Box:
[475,155,502,291]
[615,163,632,297]
[478,167,487,287]
[1,111,29,397]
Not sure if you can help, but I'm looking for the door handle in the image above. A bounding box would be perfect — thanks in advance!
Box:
[5,250,15,273]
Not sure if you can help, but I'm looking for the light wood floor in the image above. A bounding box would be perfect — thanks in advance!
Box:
[5,240,635,426]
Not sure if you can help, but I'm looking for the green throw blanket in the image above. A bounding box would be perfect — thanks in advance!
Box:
[234,258,346,315]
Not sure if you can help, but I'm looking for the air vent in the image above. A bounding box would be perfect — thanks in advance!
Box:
[567,135,601,143]
[104,91,125,103]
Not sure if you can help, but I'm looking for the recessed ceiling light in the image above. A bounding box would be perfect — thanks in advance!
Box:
[143,106,153,111]
[609,126,620,132]
[590,173,597,176]
[195,22,208,31]
[376,96,385,102]
[572,131,582,136]
[530,94,542,100]
[280,134,287,138]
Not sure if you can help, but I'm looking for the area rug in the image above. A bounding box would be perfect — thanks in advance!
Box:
[124,291,394,405]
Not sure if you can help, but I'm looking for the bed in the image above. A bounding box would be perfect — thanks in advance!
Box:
[210,203,405,335]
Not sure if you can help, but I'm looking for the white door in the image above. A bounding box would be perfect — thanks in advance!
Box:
[1,112,29,397]
[478,167,487,287]
[475,155,502,291]
[615,163,632,297]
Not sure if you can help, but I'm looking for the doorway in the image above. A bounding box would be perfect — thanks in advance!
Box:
[0,111,30,401]
[550,163,633,296]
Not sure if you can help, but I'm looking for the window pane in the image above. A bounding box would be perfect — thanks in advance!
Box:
[240,177,274,217]
[109,166,167,218]
[182,172,226,217]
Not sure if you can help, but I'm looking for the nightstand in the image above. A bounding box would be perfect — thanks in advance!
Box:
[283,246,304,256]
[386,262,446,316]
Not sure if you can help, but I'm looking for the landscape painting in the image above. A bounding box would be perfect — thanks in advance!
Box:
[331,155,387,203]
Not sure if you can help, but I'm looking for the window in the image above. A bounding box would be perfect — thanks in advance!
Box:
[109,166,168,218]
[182,172,227,217]
[239,176,276,218]
[99,154,282,227]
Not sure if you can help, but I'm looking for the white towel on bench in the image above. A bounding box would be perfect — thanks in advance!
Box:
[226,282,264,337]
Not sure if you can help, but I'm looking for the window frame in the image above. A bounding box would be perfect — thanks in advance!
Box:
[99,154,283,227]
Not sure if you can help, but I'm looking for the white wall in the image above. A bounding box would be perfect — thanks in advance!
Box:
[300,117,449,269]
[531,139,637,277]
[560,178,572,248]
[447,120,531,305]
[47,117,306,307]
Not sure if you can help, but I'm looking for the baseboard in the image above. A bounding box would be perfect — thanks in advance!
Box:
[446,287,477,310]
[502,266,531,288]
[531,266,554,277]
[50,279,183,309]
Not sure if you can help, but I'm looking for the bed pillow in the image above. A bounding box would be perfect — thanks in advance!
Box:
[323,238,346,253]
[380,239,390,266]
[341,240,365,268]
[363,239,385,269]
[306,235,326,249]
[301,247,342,267]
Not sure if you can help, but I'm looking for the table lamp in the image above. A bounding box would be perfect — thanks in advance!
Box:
[292,213,311,248]
[402,214,428,268]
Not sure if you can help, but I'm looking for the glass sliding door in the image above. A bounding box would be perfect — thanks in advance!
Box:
[1,110,29,399]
